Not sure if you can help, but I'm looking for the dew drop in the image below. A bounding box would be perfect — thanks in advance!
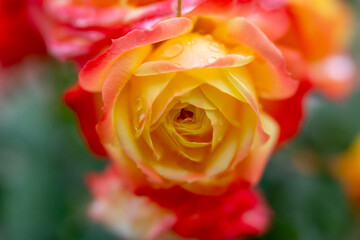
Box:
[207,57,217,64]
[204,35,213,41]
[164,43,184,58]
[133,98,146,132]
[186,39,197,45]
[135,97,143,110]
[209,42,220,52]
[138,113,146,122]
[133,110,146,132]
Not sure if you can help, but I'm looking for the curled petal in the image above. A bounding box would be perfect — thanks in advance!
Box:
[134,54,254,76]
[79,17,193,92]
[215,17,298,100]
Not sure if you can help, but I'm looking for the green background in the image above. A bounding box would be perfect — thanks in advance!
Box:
[0,0,359,239]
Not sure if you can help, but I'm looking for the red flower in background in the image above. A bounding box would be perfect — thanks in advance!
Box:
[278,0,356,100]
[137,184,272,240]
[0,0,45,67]
[29,0,197,64]
[88,165,272,240]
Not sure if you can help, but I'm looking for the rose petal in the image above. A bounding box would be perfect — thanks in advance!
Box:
[79,17,193,92]
[235,113,279,185]
[215,17,298,100]
[134,54,254,76]
[64,84,107,156]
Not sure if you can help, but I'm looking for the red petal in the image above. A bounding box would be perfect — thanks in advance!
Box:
[261,80,311,146]
[64,84,107,157]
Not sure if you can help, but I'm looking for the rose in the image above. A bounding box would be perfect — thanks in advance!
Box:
[137,184,272,240]
[64,0,305,150]
[87,166,180,240]
[282,0,352,61]
[278,0,356,99]
[0,0,45,67]
[29,0,177,62]
[28,0,197,63]
[88,165,272,240]
[66,12,299,194]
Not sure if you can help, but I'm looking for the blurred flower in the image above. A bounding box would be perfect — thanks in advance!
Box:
[88,165,272,240]
[336,135,360,204]
[87,166,181,240]
[138,184,272,240]
[64,84,107,156]
[278,0,356,99]
[65,10,302,194]
[0,0,45,67]
[29,0,197,63]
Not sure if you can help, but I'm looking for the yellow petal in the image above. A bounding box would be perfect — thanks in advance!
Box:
[235,113,279,185]
[205,110,229,150]
[150,72,202,127]
[186,68,247,102]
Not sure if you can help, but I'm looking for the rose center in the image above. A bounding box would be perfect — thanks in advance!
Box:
[176,108,194,122]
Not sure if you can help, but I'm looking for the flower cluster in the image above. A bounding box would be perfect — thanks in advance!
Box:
[12,0,354,239]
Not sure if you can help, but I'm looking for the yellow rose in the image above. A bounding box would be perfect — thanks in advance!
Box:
[71,16,298,194]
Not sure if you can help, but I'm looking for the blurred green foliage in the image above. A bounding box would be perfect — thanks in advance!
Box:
[0,62,112,240]
[0,1,360,239]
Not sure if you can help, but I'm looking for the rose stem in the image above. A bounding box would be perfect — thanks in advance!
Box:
[177,0,182,17]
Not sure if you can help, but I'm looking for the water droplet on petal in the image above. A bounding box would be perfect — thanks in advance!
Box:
[207,57,217,64]
[164,43,184,58]
[134,110,146,132]
[135,98,144,111]
[135,97,143,110]
[204,35,213,41]
[209,42,220,52]
[138,113,145,122]
[133,98,146,133]
[174,63,183,68]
